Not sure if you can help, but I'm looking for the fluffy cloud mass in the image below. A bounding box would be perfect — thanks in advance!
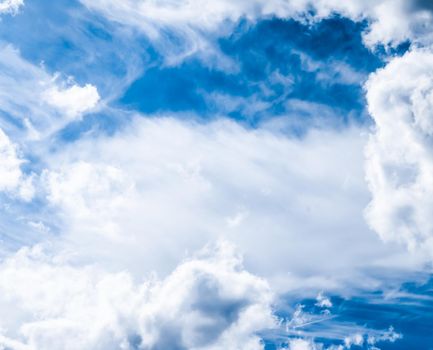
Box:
[365,49,433,255]
[43,83,100,120]
[0,242,274,350]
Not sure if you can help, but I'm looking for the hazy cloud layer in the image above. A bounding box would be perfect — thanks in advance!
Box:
[38,117,423,290]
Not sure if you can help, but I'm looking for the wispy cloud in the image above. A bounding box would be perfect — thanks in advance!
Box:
[79,0,433,63]
[0,44,99,141]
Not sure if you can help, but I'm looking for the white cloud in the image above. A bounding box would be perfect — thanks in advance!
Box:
[79,0,433,62]
[42,161,134,240]
[344,333,364,348]
[0,44,99,141]
[39,117,423,292]
[289,339,315,350]
[0,128,23,191]
[0,0,23,14]
[0,242,274,350]
[315,292,332,309]
[285,326,401,350]
[79,0,290,63]
[307,0,433,47]
[0,2,429,348]
[276,300,403,350]
[43,83,100,120]
[366,326,402,346]
[365,49,433,255]
[0,127,33,200]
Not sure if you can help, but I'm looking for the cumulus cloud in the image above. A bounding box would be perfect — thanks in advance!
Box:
[43,83,100,120]
[0,242,274,350]
[0,237,404,350]
[0,0,23,14]
[365,49,433,255]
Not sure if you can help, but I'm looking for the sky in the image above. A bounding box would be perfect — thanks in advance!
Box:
[0,0,432,349]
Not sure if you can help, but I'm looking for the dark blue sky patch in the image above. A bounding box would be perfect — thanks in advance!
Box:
[221,16,380,74]
[120,62,213,114]
[120,16,383,129]
[262,277,433,349]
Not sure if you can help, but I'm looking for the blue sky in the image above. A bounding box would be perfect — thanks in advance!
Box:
[0,0,433,349]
